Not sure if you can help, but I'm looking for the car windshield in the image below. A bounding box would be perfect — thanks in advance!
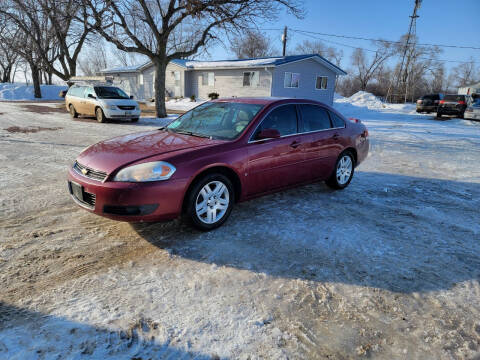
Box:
[166,101,264,140]
[94,86,129,99]
[444,95,465,102]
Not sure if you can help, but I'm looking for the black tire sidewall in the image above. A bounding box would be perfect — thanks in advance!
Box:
[327,152,355,190]
[186,173,234,231]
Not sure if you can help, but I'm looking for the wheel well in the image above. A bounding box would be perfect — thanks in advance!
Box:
[344,147,358,164]
[182,166,242,213]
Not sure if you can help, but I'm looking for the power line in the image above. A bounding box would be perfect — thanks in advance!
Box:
[290,29,476,64]
[256,27,480,51]
[290,29,480,51]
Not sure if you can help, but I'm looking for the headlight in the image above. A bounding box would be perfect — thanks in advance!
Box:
[108,105,117,110]
[113,161,176,182]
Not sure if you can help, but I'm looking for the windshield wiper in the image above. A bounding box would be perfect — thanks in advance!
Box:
[174,130,212,139]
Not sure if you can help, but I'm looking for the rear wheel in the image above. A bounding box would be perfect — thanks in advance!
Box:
[185,173,234,231]
[131,117,139,122]
[326,152,355,190]
[69,104,78,118]
[96,107,106,123]
[436,111,443,118]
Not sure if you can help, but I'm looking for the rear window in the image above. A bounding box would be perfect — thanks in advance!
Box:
[421,94,439,100]
[444,95,465,101]
[329,111,346,128]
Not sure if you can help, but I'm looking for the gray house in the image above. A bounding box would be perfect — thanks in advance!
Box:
[99,54,346,105]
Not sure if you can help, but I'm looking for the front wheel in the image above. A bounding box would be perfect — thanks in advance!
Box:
[185,174,234,231]
[326,152,355,190]
[96,107,107,123]
[131,117,139,122]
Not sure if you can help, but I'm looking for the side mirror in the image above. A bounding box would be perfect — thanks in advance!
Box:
[87,93,96,99]
[256,128,281,140]
[130,95,134,99]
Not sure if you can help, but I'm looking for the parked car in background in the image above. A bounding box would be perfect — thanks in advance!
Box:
[464,98,480,121]
[416,93,443,113]
[436,94,470,119]
[67,98,369,230]
[65,84,141,123]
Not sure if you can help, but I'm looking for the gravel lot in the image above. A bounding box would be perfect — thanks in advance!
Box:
[1,100,479,359]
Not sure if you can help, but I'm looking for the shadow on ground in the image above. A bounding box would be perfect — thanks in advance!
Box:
[0,302,224,359]
[132,171,480,294]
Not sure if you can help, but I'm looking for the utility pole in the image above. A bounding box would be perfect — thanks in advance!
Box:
[282,26,288,56]
[392,0,421,103]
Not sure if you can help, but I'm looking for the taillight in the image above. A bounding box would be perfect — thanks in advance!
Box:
[439,100,445,104]
[458,101,466,105]
[349,117,361,123]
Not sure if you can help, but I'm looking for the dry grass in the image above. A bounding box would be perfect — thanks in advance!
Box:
[5,126,62,133]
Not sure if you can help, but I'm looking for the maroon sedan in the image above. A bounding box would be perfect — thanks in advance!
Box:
[68,98,369,230]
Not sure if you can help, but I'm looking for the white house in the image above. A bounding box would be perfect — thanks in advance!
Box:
[99,54,347,105]
[458,82,480,96]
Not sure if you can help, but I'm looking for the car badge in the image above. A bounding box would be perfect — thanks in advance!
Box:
[81,168,88,175]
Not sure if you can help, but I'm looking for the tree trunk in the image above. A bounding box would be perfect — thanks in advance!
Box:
[154,59,168,118]
[30,63,42,98]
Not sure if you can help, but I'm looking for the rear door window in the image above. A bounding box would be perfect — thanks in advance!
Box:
[254,105,298,138]
[329,111,346,128]
[299,104,332,132]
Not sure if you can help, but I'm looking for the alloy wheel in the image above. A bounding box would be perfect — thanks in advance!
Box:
[336,155,353,185]
[195,180,230,224]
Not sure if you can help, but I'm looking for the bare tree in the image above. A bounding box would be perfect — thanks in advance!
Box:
[230,30,276,59]
[295,39,343,66]
[83,0,303,118]
[451,58,478,88]
[351,41,393,91]
[0,15,20,83]
[0,0,91,82]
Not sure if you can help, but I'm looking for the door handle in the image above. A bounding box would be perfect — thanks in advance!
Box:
[290,140,301,148]
[332,133,340,140]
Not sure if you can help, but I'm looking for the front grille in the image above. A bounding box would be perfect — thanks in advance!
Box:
[73,161,107,182]
[82,192,96,207]
[117,105,135,110]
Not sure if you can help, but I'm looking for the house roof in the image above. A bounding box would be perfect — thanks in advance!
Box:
[100,54,346,75]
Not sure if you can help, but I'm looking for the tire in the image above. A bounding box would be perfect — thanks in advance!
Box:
[96,107,106,123]
[326,151,355,190]
[69,104,78,118]
[184,173,234,231]
[131,117,139,122]
[436,111,443,118]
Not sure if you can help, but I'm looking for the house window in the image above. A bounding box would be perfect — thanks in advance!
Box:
[316,76,328,90]
[284,72,300,88]
[174,71,180,86]
[243,71,259,87]
[202,72,214,86]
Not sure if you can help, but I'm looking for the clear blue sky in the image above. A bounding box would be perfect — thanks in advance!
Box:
[208,0,480,71]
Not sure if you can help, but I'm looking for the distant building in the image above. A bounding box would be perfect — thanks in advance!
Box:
[98,54,347,105]
[458,82,480,96]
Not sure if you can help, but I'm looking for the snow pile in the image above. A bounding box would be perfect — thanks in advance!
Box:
[336,91,385,110]
[0,83,67,101]
[165,98,205,111]
[186,57,280,69]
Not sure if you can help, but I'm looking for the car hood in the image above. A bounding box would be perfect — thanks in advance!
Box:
[77,130,225,174]
[99,98,138,106]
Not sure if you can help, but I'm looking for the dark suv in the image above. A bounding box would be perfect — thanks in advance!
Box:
[416,94,443,113]
[437,94,470,118]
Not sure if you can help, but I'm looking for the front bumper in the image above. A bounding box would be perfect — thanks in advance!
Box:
[67,168,189,222]
[103,108,141,119]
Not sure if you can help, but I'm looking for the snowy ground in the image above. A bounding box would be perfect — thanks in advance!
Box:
[0,94,480,359]
[0,83,67,101]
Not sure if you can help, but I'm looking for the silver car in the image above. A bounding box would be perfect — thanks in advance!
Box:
[464,98,480,121]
